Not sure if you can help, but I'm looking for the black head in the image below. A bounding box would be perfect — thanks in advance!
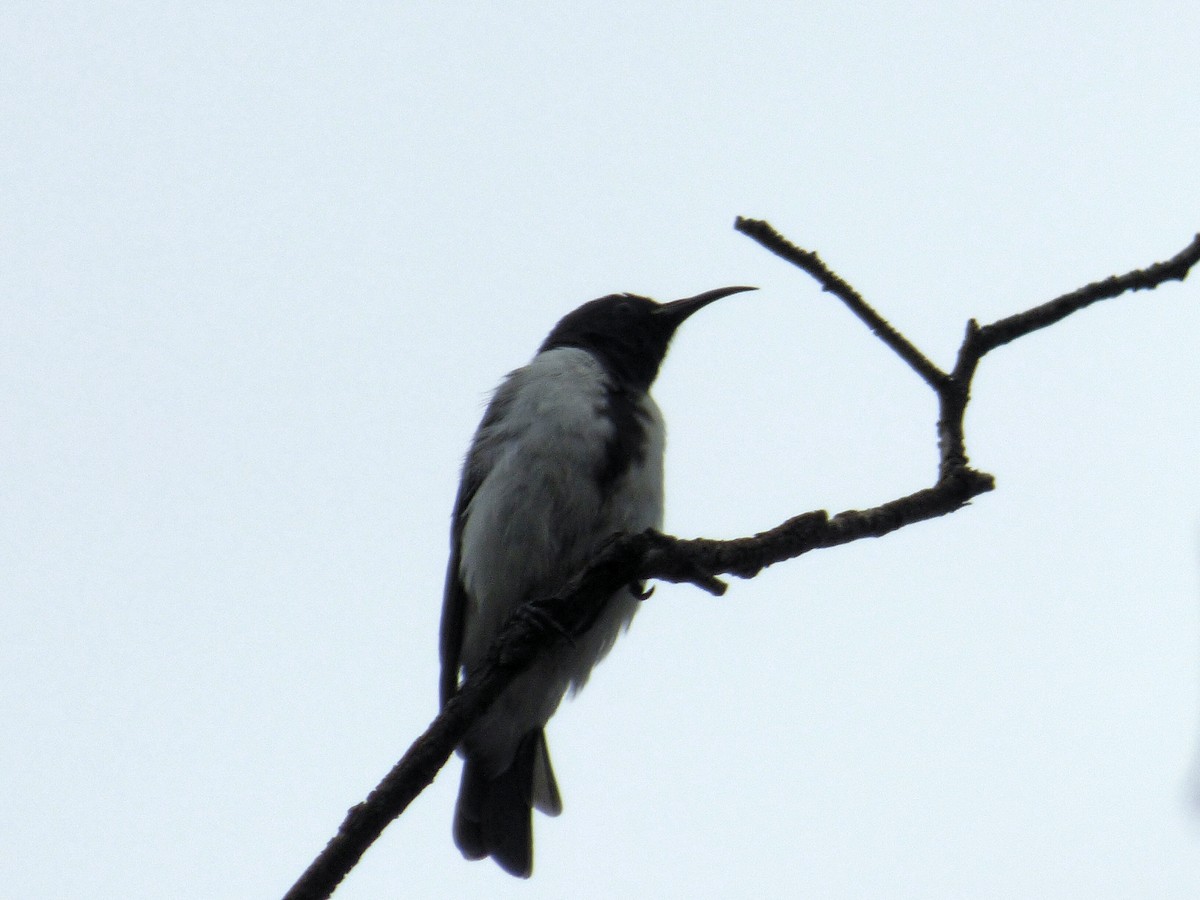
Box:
[538,286,756,392]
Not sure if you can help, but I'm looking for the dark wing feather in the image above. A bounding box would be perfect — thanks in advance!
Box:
[439,381,516,708]
[439,464,479,708]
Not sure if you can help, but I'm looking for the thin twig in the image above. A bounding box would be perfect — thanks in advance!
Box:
[734,216,949,390]
[974,233,1200,353]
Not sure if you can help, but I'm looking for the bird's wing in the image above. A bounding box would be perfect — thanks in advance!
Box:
[438,377,519,708]
[439,461,479,709]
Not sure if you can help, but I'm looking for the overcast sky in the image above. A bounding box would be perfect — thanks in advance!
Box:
[5,3,1200,898]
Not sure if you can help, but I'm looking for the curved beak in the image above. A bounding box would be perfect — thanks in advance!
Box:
[654,285,757,327]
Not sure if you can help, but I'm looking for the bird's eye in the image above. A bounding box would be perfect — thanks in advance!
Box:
[615,299,637,317]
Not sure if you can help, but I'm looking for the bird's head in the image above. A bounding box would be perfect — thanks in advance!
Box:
[538,285,756,392]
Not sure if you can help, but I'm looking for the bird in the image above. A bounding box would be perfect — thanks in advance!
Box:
[439,284,756,878]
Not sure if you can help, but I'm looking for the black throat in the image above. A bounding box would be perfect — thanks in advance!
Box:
[595,379,652,493]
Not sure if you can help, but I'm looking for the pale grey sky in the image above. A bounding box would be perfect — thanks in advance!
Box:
[4,3,1199,898]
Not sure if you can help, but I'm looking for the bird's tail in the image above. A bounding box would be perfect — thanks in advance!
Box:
[453,728,563,878]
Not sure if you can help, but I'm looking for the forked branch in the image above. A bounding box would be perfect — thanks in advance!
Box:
[283,221,1199,900]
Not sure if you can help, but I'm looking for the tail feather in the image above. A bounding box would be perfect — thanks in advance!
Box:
[530,729,562,816]
[453,729,562,878]
[451,760,489,862]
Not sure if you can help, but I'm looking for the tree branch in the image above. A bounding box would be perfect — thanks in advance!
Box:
[733,216,950,390]
[283,223,1198,900]
[972,233,1200,354]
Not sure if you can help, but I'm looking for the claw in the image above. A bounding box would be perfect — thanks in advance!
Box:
[631,582,655,601]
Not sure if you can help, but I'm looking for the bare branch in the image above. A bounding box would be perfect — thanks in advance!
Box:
[937,233,1200,475]
[284,479,995,899]
[734,216,949,390]
[973,233,1200,354]
[283,222,1198,900]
